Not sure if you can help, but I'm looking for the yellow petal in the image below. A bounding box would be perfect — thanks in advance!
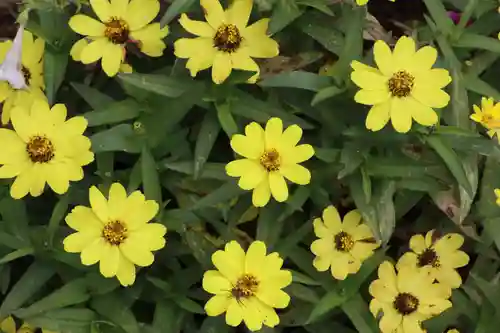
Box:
[279,164,310,185]
[45,163,70,194]
[227,0,252,29]
[81,238,106,265]
[393,36,416,68]
[108,182,127,219]
[380,308,403,332]
[23,37,45,68]
[373,39,394,76]
[202,270,232,294]
[285,144,314,164]
[211,240,245,283]
[230,124,265,158]
[322,205,342,232]
[350,242,376,261]
[312,218,331,238]
[231,51,260,83]
[378,261,397,289]
[330,253,350,280]
[89,185,110,222]
[205,295,231,316]
[448,251,469,268]
[281,124,302,147]
[411,45,437,72]
[90,0,112,21]
[185,47,217,76]
[354,89,391,105]
[200,0,225,29]
[241,297,265,331]
[101,43,123,77]
[211,52,232,84]
[69,14,105,36]
[312,255,331,271]
[402,316,425,333]
[396,252,418,271]
[342,210,362,232]
[120,238,155,267]
[0,129,26,164]
[71,38,89,62]
[233,160,266,190]
[256,288,290,309]
[128,223,166,251]
[80,38,107,64]
[408,97,439,126]
[100,244,120,278]
[264,117,283,149]
[241,19,279,58]
[225,299,244,326]
[434,233,464,253]
[11,106,36,142]
[116,256,136,286]
[409,234,425,253]
[412,84,450,108]
[174,37,214,62]
[63,232,99,253]
[125,0,160,30]
[120,191,159,229]
[366,101,390,131]
[0,316,16,333]
[390,98,412,133]
[351,70,387,90]
[260,305,279,328]
[245,240,268,276]
[10,168,34,199]
[268,172,288,202]
[252,176,271,207]
[66,206,103,232]
[311,238,333,256]
[178,13,214,37]
[416,68,452,89]
[111,0,128,17]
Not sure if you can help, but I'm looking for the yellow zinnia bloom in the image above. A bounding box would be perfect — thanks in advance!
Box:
[311,205,380,280]
[203,240,292,331]
[495,189,500,205]
[174,0,279,84]
[369,261,452,333]
[68,0,168,77]
[351,36,452,133]
[1,316,57,333]
[0,30,46,124]
[63,183,167,286]
[0,100,94,199]
[470,97,500,142]
[226,117,314,207]
[397,230,469,289]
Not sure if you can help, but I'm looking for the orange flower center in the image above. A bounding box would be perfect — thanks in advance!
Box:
[231,274,259,300]
[26,136,54,163]
[103,220,127,245]
[260,149,281,171]
[388,70,415,98]
[105,17,129,44]
[213,24,242,53]
[334,231,354,252]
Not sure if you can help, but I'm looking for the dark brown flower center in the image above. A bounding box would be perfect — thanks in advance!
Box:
[26,136,54,163]
[105,18,129,44]
[393,292,419,315]
[231,274,259,300]
[213,24,242,53]
[388,70,415,98]
[334,231,355,252]
[417,248,440,268]
[260,149,281,171]
[102,221,127,245]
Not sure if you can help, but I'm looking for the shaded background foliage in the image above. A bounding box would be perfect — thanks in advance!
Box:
[0,0,500,332]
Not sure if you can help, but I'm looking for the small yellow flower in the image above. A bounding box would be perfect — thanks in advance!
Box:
[311,206,380,280]
[0,30,46,124]
[203,240,292,331]
[495,189,500,205]
[63,183,167,286]
[351,36,452,133]
[397,230,469,289]
[470,97,500,142]
[369,261,452,333]
[0,100,94,199]
[226,117,314,207]
[446,329,459,333]
[0,316,57,333]
[174,0,279,84]
[68,0,168,77]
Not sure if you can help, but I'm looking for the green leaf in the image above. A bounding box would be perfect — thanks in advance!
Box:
[296,0,334,16]
[84,100,142,127]
[0,197,30,245]
[117,73,199,98]
[269,0,303,34]
[160,0,196,25]
[215,102,238,138]
[425,135,473,196]
[190,181,243,210]
[464,76,500,100]
[259,71,331,91]
[311,85,346,106]
[454,33,500,53]
[0,262,55,319]
[14,279,89,318]
[160,161,229,180]
[153,301,185,333]
[194,112,221,180]
[287,283,320,303]
[375,181,396,244]
[0,248,33,265]
[348,171,379,240]
[44,45,68,105]
[91,293,139,333]
[199,317,230,333]
[172,296,204,314]
[91,124,142,154]
[47,193,70,245]
[338,143,367,179]
[71,82,115,109]
[141,146,162,207]
[296,12,344,56]
[422,0,454,37]
[22,308,96,333]
[341,293,379,333]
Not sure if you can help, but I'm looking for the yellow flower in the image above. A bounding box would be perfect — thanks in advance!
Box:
[351,36,452,133]
[0,316,57,333]
[369,261,452,333]
[495,189,500,205]
[70,38,133,73]
[397,230,469,289]
[311,206,379,280]
[356,0,395,5]
[470,97,500,142]
[226,117,314,207]
[0,30,46,124]
[174,0,279,84]
[0,100,94,199]
[203,240,292,331]
[68,0,168,77]
[446,329,459,333]
[63,183,167,286]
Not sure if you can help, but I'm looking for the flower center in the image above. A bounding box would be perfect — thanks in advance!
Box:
[417,248,440,268]
[213,24,242,53]
[102,220,127,245]
[105,18,129,44]
[393,293,419,315]
[388,70,415,98]
[22,66,31,84]
[26,136,55,163]
[231,274,259,300]
[260,149,281,171]
[334,231,354,252]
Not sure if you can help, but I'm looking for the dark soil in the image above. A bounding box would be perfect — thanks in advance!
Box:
[0,3,17,39]
[368,0,427,36]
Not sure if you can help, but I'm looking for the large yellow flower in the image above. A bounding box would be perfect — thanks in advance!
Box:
[0,30,46,124]
[311,206,380,280]
[63,183,167,286]
[0,100,94,199]
[397,230,469,289]
[369,261,452,333]
[203,240,292,331]
[226,117,314,207]
[0,316,57,333]
[174,0,279,84]
[351,36,452,133]
[68,0,168,77]
[470,97,500,142]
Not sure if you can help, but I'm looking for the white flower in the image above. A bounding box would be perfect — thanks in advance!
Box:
[0,25,26,90]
